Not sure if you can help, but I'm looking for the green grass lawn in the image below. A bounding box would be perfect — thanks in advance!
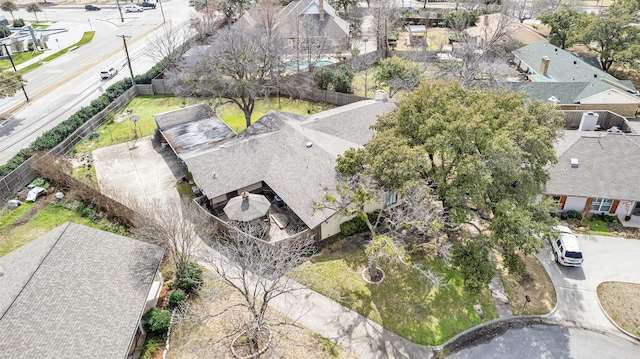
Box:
[0,199,126,257]
[74,95,334,154]
[18,31,95,73]
[295,238,498,346]
[0,50,45,71]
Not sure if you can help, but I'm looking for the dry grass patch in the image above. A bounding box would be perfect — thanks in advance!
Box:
[597,281,640,337]
[168,282,357,359]
[496,251,556,315]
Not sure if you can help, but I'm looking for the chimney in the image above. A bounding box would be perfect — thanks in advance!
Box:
[484,15,489,26]
[319,0,324,21]
[539,56,550,76]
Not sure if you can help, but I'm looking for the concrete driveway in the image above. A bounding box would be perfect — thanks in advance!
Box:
[537,233,640,334]
[93,136,183,205]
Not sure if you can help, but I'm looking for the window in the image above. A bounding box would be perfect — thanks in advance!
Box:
[591,198,614,212]
[384,192,398,206]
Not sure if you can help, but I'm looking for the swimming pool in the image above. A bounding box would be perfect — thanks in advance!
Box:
[287,60,334,70]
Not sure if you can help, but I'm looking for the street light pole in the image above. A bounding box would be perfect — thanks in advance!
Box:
[158,0,166,24]
[2,43,29,102]
[117,35,136,85]
[363,38,369,98]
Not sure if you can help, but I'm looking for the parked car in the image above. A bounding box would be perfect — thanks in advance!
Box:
[100,68,118,80]
[551,226,584,267]
[122,5,144,12]
[140,1,157,9]
[85,4,101,10]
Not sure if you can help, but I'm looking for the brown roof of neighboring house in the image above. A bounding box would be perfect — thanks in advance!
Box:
[465,13,546,45]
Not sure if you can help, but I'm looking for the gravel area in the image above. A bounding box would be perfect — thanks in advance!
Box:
[597,282,640,337]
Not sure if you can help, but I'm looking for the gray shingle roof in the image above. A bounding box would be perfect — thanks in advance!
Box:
[184,100,396,228]
[155,104,236,158]
[512,41,638,103]
[545,133,640,200]
[0,222,164,359]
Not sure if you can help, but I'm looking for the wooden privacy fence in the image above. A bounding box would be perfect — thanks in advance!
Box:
[563,110,632,133]
[0,86,139,204]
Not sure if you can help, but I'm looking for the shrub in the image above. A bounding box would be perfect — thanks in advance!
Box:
[332,65,355,94]
[340,216,368,236]
[168,289,186,309]
[175,261,203,293]
[0,25,10,39]
[452,238,494,294]
[13,19,25,28]
[566,210,581,219]
[0,78,133,176]
[142,308,171,336]
[314,67,334,90]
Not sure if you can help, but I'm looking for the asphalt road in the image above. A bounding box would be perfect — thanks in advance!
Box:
[0,0,194,164]
[446,324,640,359]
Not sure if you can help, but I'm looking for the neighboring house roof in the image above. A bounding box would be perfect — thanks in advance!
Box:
[234,0,349,41]
[155,104,236,158]
[465,13,546,45]
[546,133,640,201]
[0,222,164,359]
[184,100,396,229]
[511,41,639,104]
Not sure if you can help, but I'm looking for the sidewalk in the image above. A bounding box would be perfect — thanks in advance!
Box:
[195,242,435,359]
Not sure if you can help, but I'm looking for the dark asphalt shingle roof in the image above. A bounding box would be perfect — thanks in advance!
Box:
[155,104,236,158]
[546,133,640,200]
[0,222,164,359]
[184,100,396,228]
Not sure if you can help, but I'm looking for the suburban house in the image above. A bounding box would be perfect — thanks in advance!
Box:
[172,96,396,242]
[510,41,640,117]
[465,13,546,48]
[545,131,640,223]
[0,222,164,359]
[233,0,350,50]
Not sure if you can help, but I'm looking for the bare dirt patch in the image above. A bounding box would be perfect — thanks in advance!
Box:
[167,283,358,359]
[496,251,556,315]
[597,282,640,337]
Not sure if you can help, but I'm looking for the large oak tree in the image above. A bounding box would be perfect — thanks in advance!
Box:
[337,81,564,273]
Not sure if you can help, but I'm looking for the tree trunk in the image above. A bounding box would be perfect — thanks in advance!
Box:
[369,258,378,279]
[244,111,251,129]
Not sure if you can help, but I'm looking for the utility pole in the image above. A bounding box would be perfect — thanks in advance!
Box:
[158,0,166,24]
[115,0,124,23]
[2,43,29,102]
[116,35,135,85]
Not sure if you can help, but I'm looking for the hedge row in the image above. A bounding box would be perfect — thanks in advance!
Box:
[339,211,379,236]
[0,78,133,177]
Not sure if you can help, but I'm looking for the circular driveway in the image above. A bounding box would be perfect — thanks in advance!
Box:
[538,233,640,333]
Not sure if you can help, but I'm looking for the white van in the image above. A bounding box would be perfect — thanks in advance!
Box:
[122,5,144,12]
[551,226,583,266]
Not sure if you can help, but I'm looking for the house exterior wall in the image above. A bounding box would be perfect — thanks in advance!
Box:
[563,196,587,212]
[210,194,228,206]
[320,214,343,240]
[561,195,635,216]
[237,182,262,194]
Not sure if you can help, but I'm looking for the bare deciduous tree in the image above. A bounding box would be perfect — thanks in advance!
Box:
[125,197,212,272]
[295,15,334,71]
[200,224,316,357]
[170,27,291,128]
[146,22,193,70]
[437,10,518,88]
[190,6,226,43]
